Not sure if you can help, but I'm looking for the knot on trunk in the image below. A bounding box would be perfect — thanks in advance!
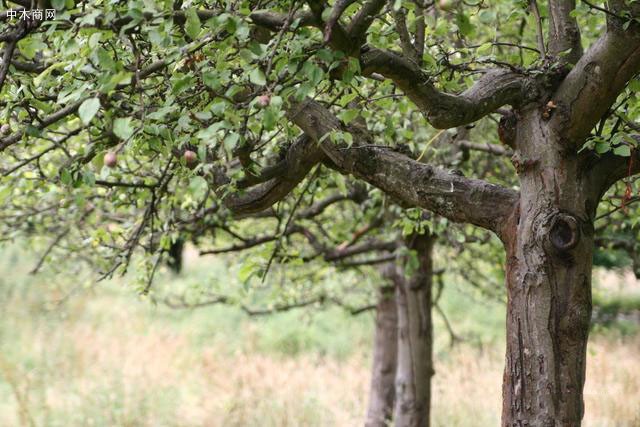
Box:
[549,213,580,251]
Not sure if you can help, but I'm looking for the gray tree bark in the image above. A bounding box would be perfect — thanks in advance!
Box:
[389,234,435,427]
[365,285,398,427]
[500,109,597,426]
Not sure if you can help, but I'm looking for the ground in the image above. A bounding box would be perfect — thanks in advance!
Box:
[0,245,638,427]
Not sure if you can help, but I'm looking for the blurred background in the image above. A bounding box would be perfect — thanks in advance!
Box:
[0,243,638,427]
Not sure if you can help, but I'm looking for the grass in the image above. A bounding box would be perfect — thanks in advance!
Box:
[0,245,638,426]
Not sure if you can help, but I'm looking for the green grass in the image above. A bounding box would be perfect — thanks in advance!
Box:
[0,244,638,426]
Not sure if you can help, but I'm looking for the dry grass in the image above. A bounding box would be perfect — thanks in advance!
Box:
[0,293,637,427]
[0,248,638,426]
[432,338,640,427]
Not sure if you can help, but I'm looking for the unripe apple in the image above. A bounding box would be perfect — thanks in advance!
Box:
[256,94,271,108]
[183,150,198,166]
[0,124,10,135]
[104,151,117,168]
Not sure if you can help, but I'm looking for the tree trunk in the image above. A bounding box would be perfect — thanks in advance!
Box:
[392,233,435,427]
[501,110,596,426]
[366,285,398,427]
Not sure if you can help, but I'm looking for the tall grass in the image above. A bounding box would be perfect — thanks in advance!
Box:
[0,245,638,426]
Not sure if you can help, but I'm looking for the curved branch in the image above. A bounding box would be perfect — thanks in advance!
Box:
[289,99,519,235]
[585,136,640,198]
[552,13,640,143]
[346,0,387,44]
[360,48,539,128]
[393,7,420,62]
[210,135,324,216]
[249,10,319,30]
[324,0,357,43]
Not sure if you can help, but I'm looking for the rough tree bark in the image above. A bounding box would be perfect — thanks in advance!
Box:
[366,285,398,427]
[496,14,640,424]
[385,233,435,427]
[499,107,597,426]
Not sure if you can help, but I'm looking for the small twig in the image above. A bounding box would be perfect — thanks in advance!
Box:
[581,0,624,19]
[262,165,320,282]
[94,179,158,189]
[596,196,640,220]
[30,228,70,274]
[141,253,163,295]
[435,303,463,348]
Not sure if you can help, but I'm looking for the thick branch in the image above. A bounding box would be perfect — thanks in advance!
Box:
[585,136,640,198]
[360,48,539,128]
[250,10,318,30]
[346,0,387,44]
[290,99,519,234]
[552,17,640,142]
[210,135,324,215]
[324,0,357,43]
[0,99,84,151]
[458,140,513,156]
[548,0,583,63]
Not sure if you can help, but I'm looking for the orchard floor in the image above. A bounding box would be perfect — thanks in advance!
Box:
[0,246,638,427]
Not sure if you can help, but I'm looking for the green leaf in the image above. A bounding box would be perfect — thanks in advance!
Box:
[185,9,201,40]
[189,176,208,198]
[202,72,219,89]
[342,58,361,83]
[477,43,493,56]
[238,260,259,283]
[60,169,72,185]
[78,98,101,125]
[96,47,115,71]
[339,109,360,124]
[113,118,134,140]
[172,75,194,94]
[456,13,475,37]
[51,0,65,10]
[88,32,102,49]
[263,108,277,130]
[33,61,67,87]
[595,140,611,154]
[613,145,631,157]
[83,170,96,186]
[224,132,240,151]
[0,187,12,204]
[249,68,267,86]
[17,38,47,60]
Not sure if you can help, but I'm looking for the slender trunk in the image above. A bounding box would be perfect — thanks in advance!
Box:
[366,285,398,427]
[393,233,435,427]
[501,110,595,426]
